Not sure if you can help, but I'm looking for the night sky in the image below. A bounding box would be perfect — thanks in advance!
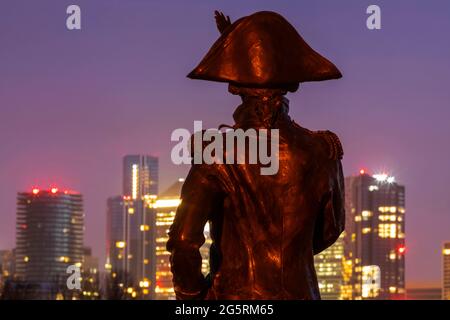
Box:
[1,0,450,287]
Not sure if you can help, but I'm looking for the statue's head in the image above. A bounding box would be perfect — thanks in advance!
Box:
[187,11,342,93]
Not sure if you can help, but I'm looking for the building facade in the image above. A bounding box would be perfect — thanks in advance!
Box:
[106,155,159,299]
[123,155,159,197]
[80,247,100,299]
[443,242,450,300]
[106,197,157,299]
[15,188,84,299]
[344,171,406,300]
[153,179,212,300]
[0,249,15,296]
[314,234,345,299]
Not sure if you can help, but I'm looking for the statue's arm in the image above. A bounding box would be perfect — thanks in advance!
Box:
[166,165,222,300]
[313,159,345,255]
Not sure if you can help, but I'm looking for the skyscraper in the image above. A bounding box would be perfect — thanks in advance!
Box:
[106,196,157,299]
[314,234,345,299]
[443,242,450,300]
[344,171,406,300]
[153,179,212,300]
[15,187,84,299]
[123,155,159,197]
[106,155,159,299]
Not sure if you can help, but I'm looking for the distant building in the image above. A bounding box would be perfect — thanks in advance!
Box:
[14,188,84,299]
[153,179,212,300]
[0,249,15,295]
[406,287,441,300]
[443,242,450,300]
[105,196,157,299]
[123,155,159,197]
[106,196,126,276]
[315,234,345,299]
[0,249,15,278]
[80,247,100,299]
[106,155,159,299]
[344,171,406,300]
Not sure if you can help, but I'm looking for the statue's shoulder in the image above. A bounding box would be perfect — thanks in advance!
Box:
[313,130,344,160]
[292,122,343,160]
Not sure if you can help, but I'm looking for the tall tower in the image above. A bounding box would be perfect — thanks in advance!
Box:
[15,187,84,298]
[106,155,159,299]
[344,170,406,300]
[123,155,159,198]
[443,242,450,300]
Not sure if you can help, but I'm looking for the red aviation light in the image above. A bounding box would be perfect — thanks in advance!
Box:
[32,188,40,195]
[398,246,406,255]
[51,187,58,194]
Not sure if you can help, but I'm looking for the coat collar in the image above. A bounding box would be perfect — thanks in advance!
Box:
[232,95,290,129]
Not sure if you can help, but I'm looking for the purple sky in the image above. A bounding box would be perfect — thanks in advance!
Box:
[1,0,450,287]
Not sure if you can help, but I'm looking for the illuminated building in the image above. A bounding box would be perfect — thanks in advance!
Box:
[80,247,100,299]
[106,196,156,299]
[443,242,450,300]
[106,155,158,299]
[344,171,406,300]
[153,179,212,300]
[123,155,159,197]
[15,188,84,299]
[315,234,344,299]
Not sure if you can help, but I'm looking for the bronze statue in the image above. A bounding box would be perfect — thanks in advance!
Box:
[167,11,345,300]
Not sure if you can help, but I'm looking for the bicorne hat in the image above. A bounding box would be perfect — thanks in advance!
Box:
[188,11,342,89]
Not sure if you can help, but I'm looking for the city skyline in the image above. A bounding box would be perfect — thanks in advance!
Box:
[1,0,450,288]
[0,158,448,299]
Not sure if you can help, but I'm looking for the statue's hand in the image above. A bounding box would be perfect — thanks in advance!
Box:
[214,10,231,34]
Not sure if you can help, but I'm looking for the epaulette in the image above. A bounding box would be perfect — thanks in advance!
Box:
[314,130,344,160]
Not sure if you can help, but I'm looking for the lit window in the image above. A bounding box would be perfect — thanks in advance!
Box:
[378,223,397,238]
[139,280,150,288]
[59,256,70,263]
[116,241,126,248]
[362,211,372,218]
